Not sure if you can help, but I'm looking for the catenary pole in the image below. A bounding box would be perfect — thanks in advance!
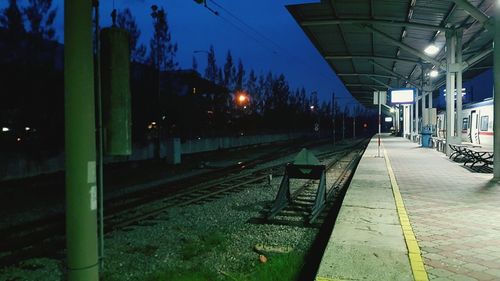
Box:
[65,0,99,280]
[332,92,336,147]
[92,0,105,269]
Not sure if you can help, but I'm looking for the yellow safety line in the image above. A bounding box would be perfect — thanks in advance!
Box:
[383,146,429,281]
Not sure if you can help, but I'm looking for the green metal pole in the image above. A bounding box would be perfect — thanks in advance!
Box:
[92,0,105,270]
[65,0,99,280]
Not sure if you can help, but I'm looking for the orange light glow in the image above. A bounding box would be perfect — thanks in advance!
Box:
[238,94,247,103]
[236,91,250,106]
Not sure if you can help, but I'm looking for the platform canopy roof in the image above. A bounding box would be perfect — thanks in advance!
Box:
[287,0,495,107]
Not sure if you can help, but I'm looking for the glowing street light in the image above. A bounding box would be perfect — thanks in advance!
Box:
[238,94,247,103]
[236,91,249,106]
[2,127,9,132]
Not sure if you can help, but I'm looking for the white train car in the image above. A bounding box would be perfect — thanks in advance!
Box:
[436,98,493,146]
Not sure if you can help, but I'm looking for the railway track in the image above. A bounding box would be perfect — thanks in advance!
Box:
[0,139,367,268]
[255,140,367,227]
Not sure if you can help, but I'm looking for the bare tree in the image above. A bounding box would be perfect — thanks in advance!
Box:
[204,45,217,82]
[223,50,235,89]
[0,0,25,34]
[149,5,178,71]
[116,8,146,62]
[235,58,245,90]
[23,0,56,40]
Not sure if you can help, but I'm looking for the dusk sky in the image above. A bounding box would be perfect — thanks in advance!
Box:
[1,0,361,108]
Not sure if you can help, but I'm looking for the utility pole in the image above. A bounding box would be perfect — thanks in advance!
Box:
[332,92,336,147]
[92,0,104,270]
[353,114,356,139]
[151,6,163,160]
[64,0,99,279]
[342,110,345,140]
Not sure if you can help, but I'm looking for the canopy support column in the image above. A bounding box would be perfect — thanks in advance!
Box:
[445,30,456,156]
[493,3,500,178]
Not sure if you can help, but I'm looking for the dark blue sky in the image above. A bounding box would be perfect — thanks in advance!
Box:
[2,0,360,107]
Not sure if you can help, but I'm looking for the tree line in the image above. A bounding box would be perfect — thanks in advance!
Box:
[0,1,370,153]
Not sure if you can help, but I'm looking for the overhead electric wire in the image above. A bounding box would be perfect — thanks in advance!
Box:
[206,0,344,86]
[209,0,282,51]
[215,12,279,55]
[200,0,357,103]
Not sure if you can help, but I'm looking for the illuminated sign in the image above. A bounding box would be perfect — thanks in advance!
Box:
[385,117,393,122]
[390,88,415,104]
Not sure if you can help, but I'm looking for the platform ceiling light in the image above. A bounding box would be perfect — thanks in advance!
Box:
[2,127,9,132]
[424,44,440,55]
[429,70,439,77]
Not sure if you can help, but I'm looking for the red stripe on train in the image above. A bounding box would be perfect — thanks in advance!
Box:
[479,132,494,136]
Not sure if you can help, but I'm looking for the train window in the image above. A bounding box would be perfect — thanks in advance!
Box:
[462,118,468,130]
[480,116,489,131]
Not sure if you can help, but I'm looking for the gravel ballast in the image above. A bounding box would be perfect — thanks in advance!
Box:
[0,143,355,281]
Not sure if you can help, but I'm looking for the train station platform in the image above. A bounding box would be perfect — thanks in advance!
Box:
[316,135,500,281]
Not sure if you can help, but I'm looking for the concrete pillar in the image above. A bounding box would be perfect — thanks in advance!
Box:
[422,91,427,111]
[456,30,463,144]
[445,30,456,156]
[429,89,433,108]
[423,93,428,126]
[422,65,428,128]
[64,0,99,279]
[410,104,414,140]
[398,105,401,134]
[416,94,420,134]
[493,2,500,179]
[405,105,410,138]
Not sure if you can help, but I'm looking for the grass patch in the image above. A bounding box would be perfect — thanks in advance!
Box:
[238,251,305,281]
[180,231,226,261]
[144,267,221,281]
[143,251,305,281]
[124,244,159,256]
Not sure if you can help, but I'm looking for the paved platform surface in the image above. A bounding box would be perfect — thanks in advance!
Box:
[316,135,500,281]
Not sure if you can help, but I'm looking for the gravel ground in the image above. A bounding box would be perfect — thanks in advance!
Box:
[0,142,352,281]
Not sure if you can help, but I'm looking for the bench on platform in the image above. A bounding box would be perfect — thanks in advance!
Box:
[463,148,493,168]
[448,144,480,161]
[448,143,492,169]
